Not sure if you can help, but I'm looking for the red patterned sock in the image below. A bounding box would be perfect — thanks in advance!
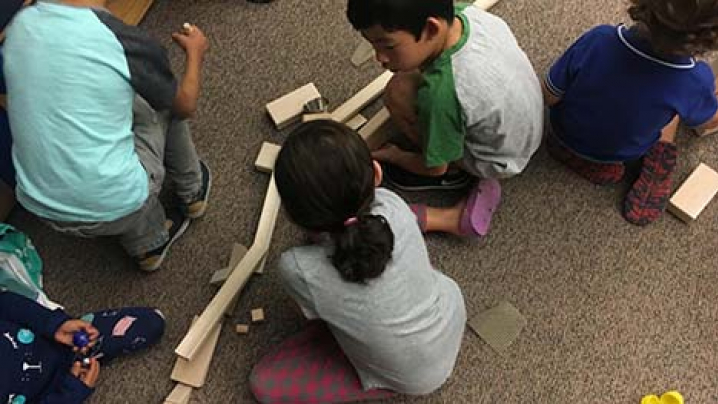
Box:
[623,141,677,226]
[546,136,625,185]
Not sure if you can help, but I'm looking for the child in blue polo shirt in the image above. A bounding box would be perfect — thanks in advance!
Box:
[543,0,718,226]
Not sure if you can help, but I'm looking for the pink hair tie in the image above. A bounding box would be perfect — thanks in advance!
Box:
[343,217,359,227]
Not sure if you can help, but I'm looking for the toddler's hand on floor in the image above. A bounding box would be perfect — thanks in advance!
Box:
[55,319,100,353]
[71,358,100,388]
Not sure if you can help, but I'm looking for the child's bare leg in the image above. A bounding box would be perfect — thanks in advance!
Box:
[384,70,423,147]
[425,203,465,235]
[623,115,679,225]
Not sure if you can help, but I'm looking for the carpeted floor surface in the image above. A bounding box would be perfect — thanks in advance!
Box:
[8,0,718,403]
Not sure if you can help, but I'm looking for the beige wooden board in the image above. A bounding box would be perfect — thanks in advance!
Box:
[236,324,250,334]
[346,113,368,131]
[468,301,526,355]
[266,83,321,129]
[302,112,333,123]
[331,71,393,123]
[107,0,155,26]
[171,317,222,388]
[210,243,248,286]
[176,175,281,359]
[474,0,501,10]
[359,107,391,150]
[667,163,718,222]
[164,382,192,404]
[255,142,282,173]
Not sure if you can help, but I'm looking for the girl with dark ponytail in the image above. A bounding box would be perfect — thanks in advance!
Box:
[250,120,467,404]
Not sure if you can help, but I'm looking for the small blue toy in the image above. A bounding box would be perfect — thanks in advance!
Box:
[72,330,90,348]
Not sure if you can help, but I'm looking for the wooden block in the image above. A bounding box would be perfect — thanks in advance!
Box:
[164,383,193,404]
[346,114,368,131]
[667,163,718,223]
[302,112,333,123]
[266,83,321,129]
[210,243,248,286]
[176,175,281,360]
[474,0,501,10]
[351,38,375,67]
[255,142,282,174]
[331,71,393,123]
[171,317,222,388]
[251,308,265,323]
[235,324,250,334]
[106,0,155,26]
[358,107,391,150]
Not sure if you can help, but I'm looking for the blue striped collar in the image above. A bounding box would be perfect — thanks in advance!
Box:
[617,24,695,69]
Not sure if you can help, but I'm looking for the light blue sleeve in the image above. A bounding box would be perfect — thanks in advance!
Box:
[277,251,320,320]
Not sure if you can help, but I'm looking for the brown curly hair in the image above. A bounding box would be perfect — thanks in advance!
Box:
[628,0,718,57]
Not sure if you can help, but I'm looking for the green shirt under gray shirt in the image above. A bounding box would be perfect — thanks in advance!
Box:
[418,5,543,178]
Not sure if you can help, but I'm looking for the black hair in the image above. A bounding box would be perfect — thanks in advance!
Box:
[274,120,394,284]
[347,0,454,41]
[629,0,718,57]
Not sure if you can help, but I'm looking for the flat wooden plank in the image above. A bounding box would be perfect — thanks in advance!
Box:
[266,83,321,129]
[176,175,281,360]
[346,113,368,131]
[255,142,282,174]
[667,163,718,223]
[164,383,193,404]
[358,107,391,150]
[210,243,248,286]
[331,71,393,123]
[107,0,155,26]
[171,317,222,388]
[302,112,333,123]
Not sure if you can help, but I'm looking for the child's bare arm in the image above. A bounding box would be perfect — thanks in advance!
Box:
[372,144,449,176]
[542,80,561,107]
[171,24,209,118]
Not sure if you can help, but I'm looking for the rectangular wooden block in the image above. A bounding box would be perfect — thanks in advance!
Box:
[668,163,718,222]
[346,113,368,131]
[359,107,391,150]
[251,308,265,323]
[255,142,282,174]
[107,0,155,26]
[302,112,333,123]
[210,243,248,286]
[266,83,321,129]
[331,71,393,123]
[171,317,222,388]
[235,324,250,334]
[164,383,192,404]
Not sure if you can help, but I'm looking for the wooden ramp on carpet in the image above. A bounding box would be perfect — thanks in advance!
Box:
[107,0,155,26]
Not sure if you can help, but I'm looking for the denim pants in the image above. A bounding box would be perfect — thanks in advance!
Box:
[47,96,201,257]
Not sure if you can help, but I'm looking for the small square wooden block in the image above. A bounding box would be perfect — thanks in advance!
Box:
[251,308,265,323]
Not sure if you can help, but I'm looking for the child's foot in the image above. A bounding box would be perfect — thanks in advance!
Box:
[546,135,625,185]
[183,160,212,219]
[382,162,472,191]
[458,178,502,236]
[136,208,190,271]
[623,141,677,226]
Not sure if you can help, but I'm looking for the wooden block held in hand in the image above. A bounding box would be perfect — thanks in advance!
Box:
[266,83,321,129]
[236,324,250,334]
[667,163,718,222]
[251,308,265,323]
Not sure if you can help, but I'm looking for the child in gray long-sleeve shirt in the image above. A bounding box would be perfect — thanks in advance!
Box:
[249,121,466,404]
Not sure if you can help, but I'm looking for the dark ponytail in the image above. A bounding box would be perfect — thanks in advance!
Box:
[274,120,394,283]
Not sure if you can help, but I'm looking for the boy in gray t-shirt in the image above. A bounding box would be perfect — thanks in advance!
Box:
[347,0,542,238]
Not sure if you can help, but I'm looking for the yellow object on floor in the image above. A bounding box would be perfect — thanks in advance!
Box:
[641,391,683,404]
